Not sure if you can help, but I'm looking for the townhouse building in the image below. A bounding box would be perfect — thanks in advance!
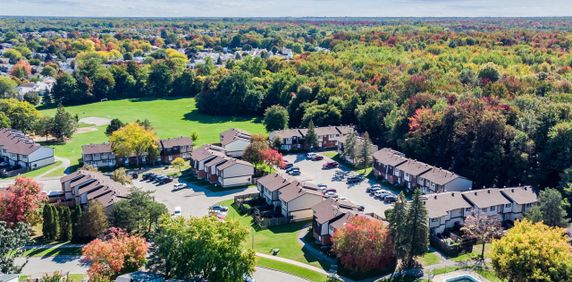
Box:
[269,125,355,152]
[82,143,116,168]
[0,128,55,173]
[159,137,193,163]
[219,128,251,158]
[372,148,407,183]
[59,169,129,209]
[417,167,472,194]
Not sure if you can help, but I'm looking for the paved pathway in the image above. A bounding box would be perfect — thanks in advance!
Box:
[255,253,328,275]
[16,256,89,276]
[254,267,308,282]
[36,156,70,179]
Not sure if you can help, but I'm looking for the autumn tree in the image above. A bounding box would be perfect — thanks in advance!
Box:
[490,220,572,281]
[332,215,395,274]
[151,216,255,281]
[82,228,148,280]
[111,167,132,185]
[461,214,502,261]
[526,188,569,227]
[243,134,270,164]
[171,157,187,174]
[0,178,46,226]
[110,123,159,167]
[0,221,30,273]
[260,148,284,172]
[10,60,32,79]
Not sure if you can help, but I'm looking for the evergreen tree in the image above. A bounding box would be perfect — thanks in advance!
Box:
[304,120,319,150]
[404,189,429,267]
[81,201,108,239]
[51,105,77,142]
[42,204,54,240]
[343,131,357,162]
[71,205,83,242]
[387,193,408,261]
[526,188,569,227]
[59,206,72,241]
[358,132,373,170]
[51,205,60,240]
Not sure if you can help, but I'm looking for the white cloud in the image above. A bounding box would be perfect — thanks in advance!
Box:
[1,0,571,17]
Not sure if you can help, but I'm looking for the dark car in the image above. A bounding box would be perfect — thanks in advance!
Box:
[131,173,138,179]
[346,174,365,184]
[142,173,154,180]
[366,184,382,193]
[283,163,294,170]
[384,195,397,203]
[357,205,365,211]
[322,161,339,169]
[288,170,301,176]
[157,176,173,184]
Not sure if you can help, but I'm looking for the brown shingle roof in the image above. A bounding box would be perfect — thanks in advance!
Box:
[82,143,113,155]
[257,173,290,192]
[0,128,41,155]
[419,167,466,186]
[220,128,251,146]
[271,129,303,139]
[279,182,322,203]
[396,159,432,176]
[190,144,225,161]
[462,188,510,208]
[373,148,407,167]
[335,126,354,135]
[423,192,472,218]
[216,158,253,170]
[499,186,538,205]
[160,137,193,150]
[61,169,129,208]
[312,198,359,225]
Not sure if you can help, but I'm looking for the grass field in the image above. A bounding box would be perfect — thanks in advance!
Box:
[39,97,266,173]
[220,199,329,269]
[421,251,441,266]
[5,161,62,180]
[256,257,328,282]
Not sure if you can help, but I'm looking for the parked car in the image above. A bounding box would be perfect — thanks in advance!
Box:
[346,174,365,184]
[322,161,339,169]
[324,191,338,198]
[366,184,382,193]
[131,173,138,179]
[285,167,300,173]
[311,154,324,161]
[317,184,328,190]
[173,206,182,217]
[288,170,301,176]
[324,188,337,194]
[283,163,294,170]
[172,183,188,191]
[211,205,229,212]
[142,173,154,180]
[384,195,397,203]
[157,176,173,184]
[243,274,256,282]
[357,205,365,211]
[374,190,393,200]
[306,152,317,159]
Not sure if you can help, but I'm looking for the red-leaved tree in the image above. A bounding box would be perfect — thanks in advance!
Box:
[0,178,46,226]
[82,228,148,280]
[332,215,395,274]
[261,148,284,170]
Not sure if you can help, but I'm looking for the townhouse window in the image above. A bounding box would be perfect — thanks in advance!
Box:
[465,208,471,212]
[505,204,511,208]
[481,208,487,212]
[431,218,439,222]
[490,206,496,212]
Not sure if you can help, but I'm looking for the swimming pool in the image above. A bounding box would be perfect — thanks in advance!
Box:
[445,274,480,282]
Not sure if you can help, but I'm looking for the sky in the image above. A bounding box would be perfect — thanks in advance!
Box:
[1,0,571,18]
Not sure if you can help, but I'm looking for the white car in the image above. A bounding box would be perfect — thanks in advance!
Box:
[173,183,188,190]
[173,206,182,217]
[324,191,338,198]
[374,190,393,200]
[306,152,317,159]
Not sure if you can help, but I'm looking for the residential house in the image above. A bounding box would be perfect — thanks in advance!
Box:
[424,192,472,235]
[372,148,407,183]
[215,158,254,187]
[257,173,291,208]
[394,159,432,192]
[189,144,226,178]
[311,198,360,244]
[220,128,251,158]
[0,128,55,172]
[461,188,512,221]
[82,143,116,168]
[279,182,324,222]
[417,167,472,194]
[60,170,129,209]
[159,136,193,163]
[499,186,538,221]
[270,125,354,152]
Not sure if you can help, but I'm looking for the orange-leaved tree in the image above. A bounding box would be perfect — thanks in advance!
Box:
[82,228,148,280]
[332,215,395,274]
[0,177,46,226]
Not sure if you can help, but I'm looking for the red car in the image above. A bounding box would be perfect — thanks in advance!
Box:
[322,161,339,169]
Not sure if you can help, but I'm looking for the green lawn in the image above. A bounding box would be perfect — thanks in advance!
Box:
[221,199,329,269]
[5,161,62,180]
[450,243,491,262]
[256,257,328,282]
[39,97,266,174]
[421,251,441,266]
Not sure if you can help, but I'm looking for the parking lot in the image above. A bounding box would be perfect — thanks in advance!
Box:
[134,172,256,217]
[283,153,396,218]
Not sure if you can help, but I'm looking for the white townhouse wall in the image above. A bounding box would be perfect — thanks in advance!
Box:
[224,139,251,157]
[461,188,511,221]
[26,146,55,169]
[280,187,323,222]
[217,160,254,187]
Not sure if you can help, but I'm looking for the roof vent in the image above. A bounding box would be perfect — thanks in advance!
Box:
[434,195,437,199]
[511,188,515,192]
[487,190,491,194]
[452,193,455,196]
[474,192,477,196]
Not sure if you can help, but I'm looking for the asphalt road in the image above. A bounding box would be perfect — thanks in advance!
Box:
[283,153,395,218]
[17,256,307,282]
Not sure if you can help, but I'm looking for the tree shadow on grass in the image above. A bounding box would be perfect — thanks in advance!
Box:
[182,109,262,124]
